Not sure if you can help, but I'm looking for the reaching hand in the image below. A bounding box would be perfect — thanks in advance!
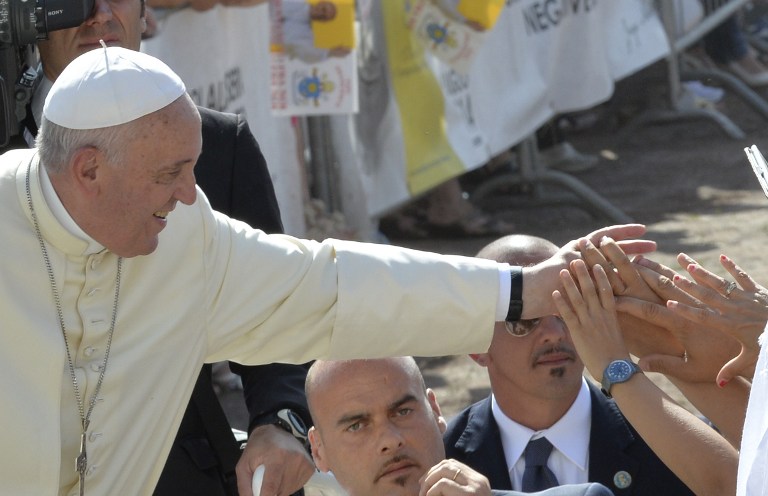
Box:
[552,260,629,380]
[668,253,768,385]
[236,424,315,496]
[419,459,492,496]
[607,255,740,384]
[524,224,656,319]
[617,294,740,384]
[578,236,697,358]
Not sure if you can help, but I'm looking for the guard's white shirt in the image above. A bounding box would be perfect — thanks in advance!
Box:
[493,377,592,489]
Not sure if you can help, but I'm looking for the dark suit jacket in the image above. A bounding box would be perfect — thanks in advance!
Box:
[153,108,311,496]
[193,107,283,234]
[443,382,693,495]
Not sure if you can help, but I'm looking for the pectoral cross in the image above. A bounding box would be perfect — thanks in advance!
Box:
[76,429,88,496]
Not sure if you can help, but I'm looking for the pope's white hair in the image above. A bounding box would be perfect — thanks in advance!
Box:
[36,116,139,173]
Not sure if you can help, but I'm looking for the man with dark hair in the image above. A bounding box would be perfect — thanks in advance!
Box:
[443,234,707,494]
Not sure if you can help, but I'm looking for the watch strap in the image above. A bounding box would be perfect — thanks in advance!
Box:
[506,266,524,321]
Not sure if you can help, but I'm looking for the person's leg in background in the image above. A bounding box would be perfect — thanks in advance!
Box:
[536,118,599,173]
[704,14,768,86]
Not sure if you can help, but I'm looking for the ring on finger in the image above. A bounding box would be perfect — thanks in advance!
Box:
[452,468,461,481]
[724,281,737,297]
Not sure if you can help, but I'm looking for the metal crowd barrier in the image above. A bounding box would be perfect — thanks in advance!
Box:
[622,0,768,140]
[470,135,634,224]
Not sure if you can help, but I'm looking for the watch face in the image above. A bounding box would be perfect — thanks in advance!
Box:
[607,360,634,382]
[278,409,309,438]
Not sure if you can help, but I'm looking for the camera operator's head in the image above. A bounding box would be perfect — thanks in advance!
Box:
[37,0,147,82]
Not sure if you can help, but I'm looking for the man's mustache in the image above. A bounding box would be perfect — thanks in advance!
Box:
[533,344,578,364]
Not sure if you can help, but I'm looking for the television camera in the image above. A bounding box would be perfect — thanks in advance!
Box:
[0,0,93,147]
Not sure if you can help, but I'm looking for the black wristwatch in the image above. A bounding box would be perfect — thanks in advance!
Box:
[506,266,524,322]
[261,408,310,450]
[601,359,641,398]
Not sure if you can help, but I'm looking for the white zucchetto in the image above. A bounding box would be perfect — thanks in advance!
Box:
[43,43,186,130]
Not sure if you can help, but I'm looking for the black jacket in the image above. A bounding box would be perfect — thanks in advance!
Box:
[443,382,693,496]
[151,108,311,496]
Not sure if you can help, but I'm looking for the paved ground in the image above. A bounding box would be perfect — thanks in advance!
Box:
[220,58,768,427]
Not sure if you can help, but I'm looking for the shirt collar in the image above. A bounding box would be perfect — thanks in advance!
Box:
[39,163,105,255]
[492,377,592,473]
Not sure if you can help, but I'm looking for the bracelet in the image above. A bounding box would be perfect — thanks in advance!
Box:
[506,266,523,321]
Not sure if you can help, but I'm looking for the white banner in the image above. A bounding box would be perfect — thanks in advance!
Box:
[140,1,669,234]
[334,0,669,220]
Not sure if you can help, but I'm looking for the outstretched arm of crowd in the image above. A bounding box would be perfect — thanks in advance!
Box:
[579,239,749,446]
[553,260,739,496]
[665,253,768,384]
[580,238,742,380]
[521,224,656,320]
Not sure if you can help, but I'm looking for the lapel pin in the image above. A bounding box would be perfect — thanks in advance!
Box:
[613,470,632,489]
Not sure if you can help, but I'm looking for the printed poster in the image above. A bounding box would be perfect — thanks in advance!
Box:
[269,0,359,115]
[405,0,505,73]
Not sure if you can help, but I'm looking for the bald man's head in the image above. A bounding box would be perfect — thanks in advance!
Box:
[306,358,446,496]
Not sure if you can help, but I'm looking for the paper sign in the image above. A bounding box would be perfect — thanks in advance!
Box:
[269,0,358,115]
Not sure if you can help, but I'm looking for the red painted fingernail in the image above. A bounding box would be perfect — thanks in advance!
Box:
[718,379,729,388]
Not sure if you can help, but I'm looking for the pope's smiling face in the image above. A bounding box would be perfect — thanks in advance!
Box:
[86,96,201,257]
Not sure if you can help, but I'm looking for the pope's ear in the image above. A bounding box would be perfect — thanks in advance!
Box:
[70,146,104,193]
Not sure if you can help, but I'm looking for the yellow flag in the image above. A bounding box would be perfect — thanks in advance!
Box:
[382,0,465,195]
